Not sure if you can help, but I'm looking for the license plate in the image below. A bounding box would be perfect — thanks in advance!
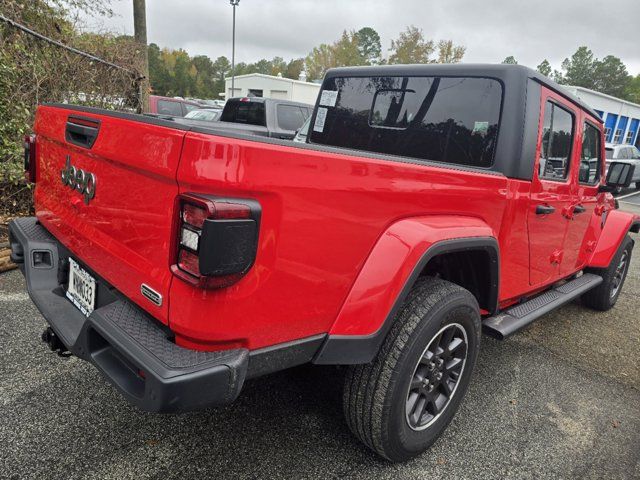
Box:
[66,258,96,316]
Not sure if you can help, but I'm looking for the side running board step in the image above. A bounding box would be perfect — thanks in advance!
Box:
[482,273,603,340]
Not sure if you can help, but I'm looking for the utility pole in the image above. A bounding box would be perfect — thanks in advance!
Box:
[133,0,149,112]
[230,0,239,99]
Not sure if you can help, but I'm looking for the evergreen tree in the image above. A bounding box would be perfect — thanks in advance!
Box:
[561,46,596,88]
[537,59,552,77]
[593,55,631,99]
[355,27,382,65]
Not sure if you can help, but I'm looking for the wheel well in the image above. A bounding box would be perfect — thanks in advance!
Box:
[419,249,497,313]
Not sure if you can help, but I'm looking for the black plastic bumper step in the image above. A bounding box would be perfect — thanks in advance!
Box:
[482,273,603,339]
[9,217,249,412]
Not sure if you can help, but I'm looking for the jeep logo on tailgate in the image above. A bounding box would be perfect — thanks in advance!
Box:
[61,155,96,204]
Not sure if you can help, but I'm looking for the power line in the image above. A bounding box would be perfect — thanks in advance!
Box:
[0,13,138,76]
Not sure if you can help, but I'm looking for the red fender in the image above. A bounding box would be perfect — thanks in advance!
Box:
[327,215,496,336]
[588,210,640,269]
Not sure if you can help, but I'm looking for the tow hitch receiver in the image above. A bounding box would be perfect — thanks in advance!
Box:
[41,327,71,357]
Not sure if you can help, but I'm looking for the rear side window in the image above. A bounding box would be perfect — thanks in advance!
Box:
[220,101,266,126]
[579,122,601,185]
[277,105,306,131]
[309,76,502,168]
[539,101,574,181]
[157,100,183,117]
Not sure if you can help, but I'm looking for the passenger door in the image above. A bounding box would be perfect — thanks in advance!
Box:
[527,93,577,286]
[562,118,604,274]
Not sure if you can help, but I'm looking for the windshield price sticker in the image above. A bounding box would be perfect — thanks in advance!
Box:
[314,107,328,133]
[319,90,338,107]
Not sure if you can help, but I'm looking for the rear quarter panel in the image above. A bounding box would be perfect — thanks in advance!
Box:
[169,133,524,350]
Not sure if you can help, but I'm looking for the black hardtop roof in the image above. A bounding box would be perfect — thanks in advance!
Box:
[324,63,600,121]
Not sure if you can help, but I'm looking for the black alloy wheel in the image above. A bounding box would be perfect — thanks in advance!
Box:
[405,323,468,430]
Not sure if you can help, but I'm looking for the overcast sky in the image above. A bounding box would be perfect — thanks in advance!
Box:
[82,0,640,75]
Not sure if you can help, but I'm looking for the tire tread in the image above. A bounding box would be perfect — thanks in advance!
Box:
[582,235,633,311]
[343,277,476,460]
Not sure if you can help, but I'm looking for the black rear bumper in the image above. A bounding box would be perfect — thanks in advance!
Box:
[8,217,248,412]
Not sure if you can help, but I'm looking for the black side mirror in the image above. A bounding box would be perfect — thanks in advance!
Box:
[599,161,635,193]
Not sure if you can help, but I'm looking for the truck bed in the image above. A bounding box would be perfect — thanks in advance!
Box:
[33,103,520,351]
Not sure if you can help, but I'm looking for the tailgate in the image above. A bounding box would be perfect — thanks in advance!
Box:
[32,105,187,324]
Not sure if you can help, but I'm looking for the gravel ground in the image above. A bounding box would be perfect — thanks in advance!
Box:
[1,220,639,479]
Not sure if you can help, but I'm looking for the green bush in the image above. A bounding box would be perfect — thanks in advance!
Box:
[0,1,140,214]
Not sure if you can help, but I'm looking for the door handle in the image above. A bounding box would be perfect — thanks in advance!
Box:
[65,116,100,149]
[573,204,586,214]
[536,204,555,215]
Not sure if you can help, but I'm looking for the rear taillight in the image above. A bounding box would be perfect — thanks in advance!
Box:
[24,134,37,183]
[171,193,259,289]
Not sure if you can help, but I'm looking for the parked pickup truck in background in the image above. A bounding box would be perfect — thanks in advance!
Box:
[605,143,640,191]
[180,96,312,140]
[149,95,208,117]
[11,64,639,462]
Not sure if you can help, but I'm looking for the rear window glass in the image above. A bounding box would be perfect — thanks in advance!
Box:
[309,76,503,168]
[220,101,266,126]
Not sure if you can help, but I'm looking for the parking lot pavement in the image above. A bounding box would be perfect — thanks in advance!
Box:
[1,234,639,480]
[619,190,640,207]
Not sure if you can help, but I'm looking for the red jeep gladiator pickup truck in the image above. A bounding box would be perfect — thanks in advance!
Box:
[10,64,639,462]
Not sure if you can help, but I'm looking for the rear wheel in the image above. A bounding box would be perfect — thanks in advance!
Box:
[343,278,480,462]
[582,235,633,311]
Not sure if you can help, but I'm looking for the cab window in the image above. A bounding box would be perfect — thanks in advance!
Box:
[309,76,503,168]
[539,101,574,181]
[579,122,601,185]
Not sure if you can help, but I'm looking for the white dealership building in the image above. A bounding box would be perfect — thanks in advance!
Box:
[224,73,321,106]
[565,86,640,147]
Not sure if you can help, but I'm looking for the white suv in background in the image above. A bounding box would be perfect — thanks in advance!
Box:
[605,143,640,191]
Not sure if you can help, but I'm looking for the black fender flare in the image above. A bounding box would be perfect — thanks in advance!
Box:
[313,237,500,365]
